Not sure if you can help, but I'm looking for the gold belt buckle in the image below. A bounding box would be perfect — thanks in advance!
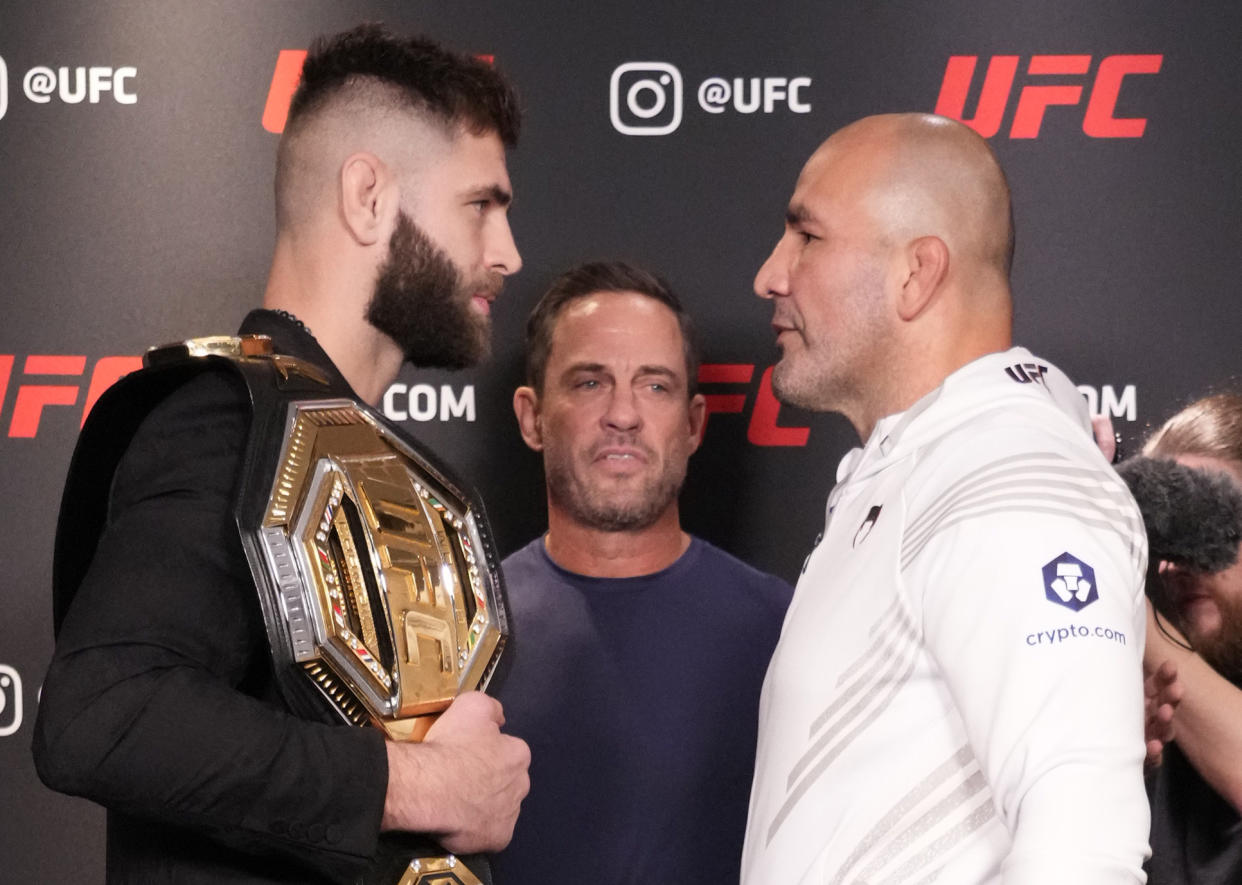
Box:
[256,398,507,739]
[396,856,484,884]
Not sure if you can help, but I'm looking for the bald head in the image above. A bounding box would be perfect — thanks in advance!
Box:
[804,113,1013,283]
[754,112,1017,438]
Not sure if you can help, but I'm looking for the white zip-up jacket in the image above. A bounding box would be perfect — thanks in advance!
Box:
[741,347,1149,884]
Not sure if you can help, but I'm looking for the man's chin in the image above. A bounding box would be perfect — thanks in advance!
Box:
[771,363,816,410]
[397,322,490,370]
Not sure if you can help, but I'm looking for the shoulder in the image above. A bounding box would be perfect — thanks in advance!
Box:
[501,537,548,575]
[902,404,1145,578]
[500,537,560,598]
[110,365,253,508]
[910,397,1128,510]
[687,537,794,616]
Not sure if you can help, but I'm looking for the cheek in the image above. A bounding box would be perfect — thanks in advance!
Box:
[545,409,596,452]
[1214,561,1242,607]
[656,411,696,454]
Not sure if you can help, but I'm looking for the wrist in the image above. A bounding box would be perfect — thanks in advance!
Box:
[382,740,430,832]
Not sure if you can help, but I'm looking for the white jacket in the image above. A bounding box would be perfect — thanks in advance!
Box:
[741,348,1149,884]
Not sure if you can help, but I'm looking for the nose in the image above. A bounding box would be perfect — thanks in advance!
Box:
[487,214,523,276]
[754,235,791,301]
[602,385,641,433]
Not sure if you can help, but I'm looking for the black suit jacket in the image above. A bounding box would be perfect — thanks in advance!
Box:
[33,311,388,884]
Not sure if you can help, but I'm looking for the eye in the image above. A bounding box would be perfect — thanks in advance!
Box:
[576,379,600,390]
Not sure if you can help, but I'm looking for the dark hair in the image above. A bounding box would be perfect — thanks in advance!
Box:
[524,261,700,397]
[286,23,520,145]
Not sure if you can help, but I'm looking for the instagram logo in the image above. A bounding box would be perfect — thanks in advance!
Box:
[610,62,683,135]
[0,664,22,737]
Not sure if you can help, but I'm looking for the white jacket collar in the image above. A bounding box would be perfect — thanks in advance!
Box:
[834,347,1093,486]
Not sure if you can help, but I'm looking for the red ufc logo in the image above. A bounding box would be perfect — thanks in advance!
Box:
[262,50,498,134]
[698,364,809,447]
[0,354,141,438]
[934,54,1162,139]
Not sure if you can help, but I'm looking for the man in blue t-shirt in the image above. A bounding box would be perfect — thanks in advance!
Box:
[491,261,792,884]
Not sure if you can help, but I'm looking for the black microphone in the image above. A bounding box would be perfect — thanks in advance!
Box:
[1115,456,1242,575]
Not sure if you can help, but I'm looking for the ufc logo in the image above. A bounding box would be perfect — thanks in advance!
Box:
[935,54,1163,139]
[1005,362,1049,386]
[0,354,141,438]
[698,363,809,447]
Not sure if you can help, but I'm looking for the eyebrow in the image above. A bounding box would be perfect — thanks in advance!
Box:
[464,183,513,208]
[560,362,682,383]
[563,361,606,377]
[785,203,812,227]
[635,365,680,382]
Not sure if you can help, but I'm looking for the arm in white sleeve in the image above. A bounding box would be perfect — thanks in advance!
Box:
[913,502,1149,883]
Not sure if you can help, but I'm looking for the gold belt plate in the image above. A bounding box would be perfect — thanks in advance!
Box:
[256,399,505,741]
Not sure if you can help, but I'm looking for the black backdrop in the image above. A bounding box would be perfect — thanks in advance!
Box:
[1,2,1239,880]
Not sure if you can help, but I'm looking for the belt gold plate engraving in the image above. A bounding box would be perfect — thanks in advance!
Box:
[256,399,505,742]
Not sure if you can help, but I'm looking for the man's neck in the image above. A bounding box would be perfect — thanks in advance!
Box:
[851,325,1013,441]
[262,238,404,405]
[543,505,690,579]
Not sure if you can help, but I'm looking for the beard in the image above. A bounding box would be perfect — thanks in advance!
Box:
[543,436,687,533]
[1174,590,1242,686]
[366,211,501,370]
[768,304,891,418]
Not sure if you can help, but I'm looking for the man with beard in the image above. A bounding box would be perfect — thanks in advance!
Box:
[1141,393,1242,884]
[33,25,528,884]
[488,261,793,884]
[740,113,1150,883]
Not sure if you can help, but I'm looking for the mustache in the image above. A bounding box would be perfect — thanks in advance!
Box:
[770,307,800,329]
[469,270,505,299]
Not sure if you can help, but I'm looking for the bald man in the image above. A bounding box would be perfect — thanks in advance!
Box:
[740,114,1150,883]
[34,26,527,884]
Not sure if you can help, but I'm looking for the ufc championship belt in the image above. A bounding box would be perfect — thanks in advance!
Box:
[57,334,506,885]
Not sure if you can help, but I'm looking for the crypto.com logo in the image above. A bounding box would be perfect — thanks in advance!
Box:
[610,62,811,136]
[1043,552,1099,612]
[0,664,23,738]
[935,54,1162,138]
[262,50,497,133]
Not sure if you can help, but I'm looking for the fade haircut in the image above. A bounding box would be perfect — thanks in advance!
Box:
[524,260,700,398]
[275,23,520,227]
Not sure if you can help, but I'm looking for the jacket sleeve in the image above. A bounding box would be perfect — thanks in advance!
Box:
[32,370,388,883]
[908,444,1150,883]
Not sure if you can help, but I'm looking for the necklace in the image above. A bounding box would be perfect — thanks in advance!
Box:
[271,308,315,341]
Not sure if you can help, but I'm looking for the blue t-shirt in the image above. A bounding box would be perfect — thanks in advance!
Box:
[491,536,792,884]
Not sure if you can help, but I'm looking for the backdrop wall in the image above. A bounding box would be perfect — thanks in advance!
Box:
[2,2,1238,880]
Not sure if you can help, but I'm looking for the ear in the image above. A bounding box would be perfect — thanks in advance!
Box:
[896,236,949,322]
[686,393,707,454]
[340,152,396,247]
[513,386,544,451]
